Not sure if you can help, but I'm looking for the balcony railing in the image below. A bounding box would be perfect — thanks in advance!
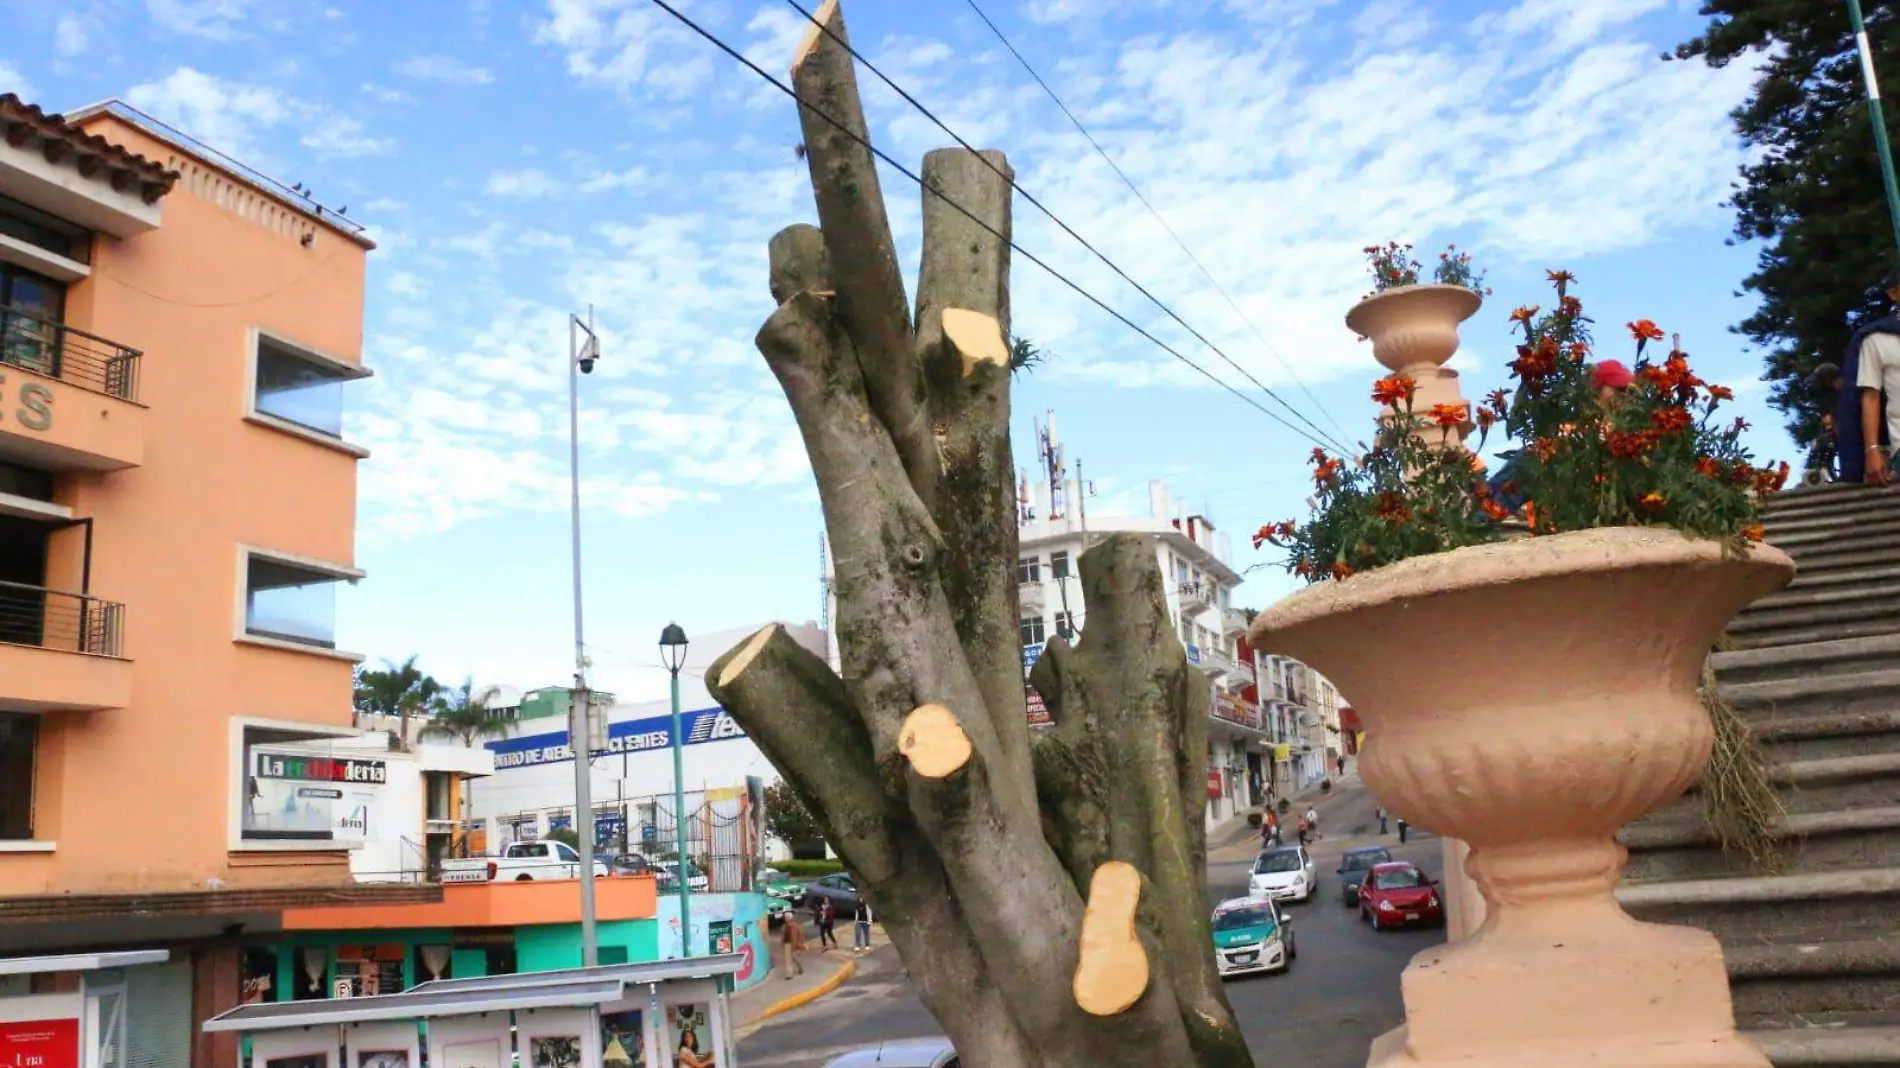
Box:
[1178,580,1217,614]
[0,580,125,657]
[1,305,143,402]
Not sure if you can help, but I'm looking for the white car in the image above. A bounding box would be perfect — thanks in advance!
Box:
[1248,845,1317,902]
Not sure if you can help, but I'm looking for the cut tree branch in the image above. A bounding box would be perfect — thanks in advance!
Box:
[791,0,932,503]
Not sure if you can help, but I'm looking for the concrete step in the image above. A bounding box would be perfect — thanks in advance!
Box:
[1766,488,1900,523]
[1752,1025,1900,1067]
[1779,540,1900,577]
[1750,708,1900,764]
[1729,934,1900,1020]
[1722,668,1900,720]
[1786,562,1900,593]
[1767,524,1900,555]
[1748,578,1900,614]
[1764,483,1900,514]
[1622,805,1900,881]
[1713,634,1900,686]
[1654,751,1900,822]
[1618,868,1900,943]
[1766,495,1900,533]
[1727,588,1900,642]
[1728,616,1900,652]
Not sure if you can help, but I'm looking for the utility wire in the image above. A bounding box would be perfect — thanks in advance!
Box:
[960,0,1353,447]
[781,0,1353,456]
[642,0,1340,454]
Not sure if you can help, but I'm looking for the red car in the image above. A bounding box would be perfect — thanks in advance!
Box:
[1358,861,1444,930]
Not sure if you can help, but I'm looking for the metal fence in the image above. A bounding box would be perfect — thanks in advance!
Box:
[0,304,143,401]
[0,580,124,656]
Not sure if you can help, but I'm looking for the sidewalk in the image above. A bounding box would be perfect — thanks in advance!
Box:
[731,921,892,1038]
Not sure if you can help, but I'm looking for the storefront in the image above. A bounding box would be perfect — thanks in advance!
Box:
[0,951,185,1068]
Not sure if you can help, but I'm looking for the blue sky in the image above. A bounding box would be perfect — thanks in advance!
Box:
[2,0,1789,700]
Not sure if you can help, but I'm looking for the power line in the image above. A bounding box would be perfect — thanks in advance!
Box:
[780,0,1353,456]
[640,0,1340,453]
[959,0,1353,448]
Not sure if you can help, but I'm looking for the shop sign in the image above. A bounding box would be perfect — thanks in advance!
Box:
[1024,686,1050,727]
[708,920,734,955]
[1212,692,1260,729]
[1206,770,1222,799]
[253,752,387,784]
[1021,643,1045,675]
[0,1019,78,1068]
[1185,644,1204,666]
[489,707,748,769]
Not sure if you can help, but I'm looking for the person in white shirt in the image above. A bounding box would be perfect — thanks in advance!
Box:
[1848,270,1900,485]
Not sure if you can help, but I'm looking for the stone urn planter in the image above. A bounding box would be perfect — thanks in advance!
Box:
[1348,284,1482,439]
[1249,528,1792,1068]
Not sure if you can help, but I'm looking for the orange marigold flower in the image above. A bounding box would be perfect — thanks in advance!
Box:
[1251,519,1299,549]
[1751,462,1791,494]
[1374,492,1411,523]
[1331,561,1355,581]
[1293,560,1315,578]
[1476,407,1497,430]
[1511,338,1562,380]
[1509,304,1539,325]
[1628,319,1664,343]
[1312,454,1345,489]
[1546,269,1576,285]
[1707,384,1734,402]
[1639,491,1667,510]
[1742,524,1766,543]
[1608,430,1659,460]
[1371,375,1418,408]
[1480,496,1510,520]
[1695,456,1722,478]
[1532,437,1560,462]
[1428,402,1469,428]
[1651,407,1693,434]
[1564,341,1591,362]
[1558,295,1583,318]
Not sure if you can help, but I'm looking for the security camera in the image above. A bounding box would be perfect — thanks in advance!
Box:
[579,356,597,375]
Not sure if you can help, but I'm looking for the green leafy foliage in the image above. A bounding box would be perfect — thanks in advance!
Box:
[1672,1,1900,444]
[1258,270,1788,582]
[764,778,826,848]
[772,858,846,877]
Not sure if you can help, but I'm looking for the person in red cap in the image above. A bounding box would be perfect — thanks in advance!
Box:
[1591,359,1636,404]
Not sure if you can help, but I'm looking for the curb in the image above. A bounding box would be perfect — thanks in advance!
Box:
[750,954,858,1024]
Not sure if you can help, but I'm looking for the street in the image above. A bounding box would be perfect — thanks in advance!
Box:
[738,781,1447,1068]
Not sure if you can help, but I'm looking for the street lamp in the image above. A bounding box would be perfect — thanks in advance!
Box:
[660,623,693,957]
[568,307,602,967]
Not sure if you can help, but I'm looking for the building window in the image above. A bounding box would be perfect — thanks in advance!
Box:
[1050,551,1070,580]
[1054,611,1075,640]
[0,713,37,840]
[1020,614,1046,647]
[252,332,363,440]
[0,195,90,264]
[243,550,354,649]
[1017,556,1041,584]
[0,461,53,502]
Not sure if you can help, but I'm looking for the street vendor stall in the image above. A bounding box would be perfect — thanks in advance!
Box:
[202,955,745,1068]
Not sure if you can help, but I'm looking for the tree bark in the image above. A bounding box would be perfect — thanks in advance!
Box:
[703,7,1256,1065]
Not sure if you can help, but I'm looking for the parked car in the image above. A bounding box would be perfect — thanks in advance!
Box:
[608,853,652,877]
[759,868,808,903]
[654,859,710,893]
[1337,846,1394,906]
[1248,845,1317,903]
[440,840,606,883]
[1358,861,1444,930]
[805,872,862,914]
[1210,896,1295,978]
[764,896,794,927]
[824,1038,957,1068]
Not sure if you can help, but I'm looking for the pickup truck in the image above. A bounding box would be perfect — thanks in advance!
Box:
[441,841,609,883]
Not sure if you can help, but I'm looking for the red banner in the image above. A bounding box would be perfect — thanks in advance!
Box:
[1206,770,1223,799]
[1212,691,1261,729]
[1025,687,1050,726]
[1,1019,79,1068]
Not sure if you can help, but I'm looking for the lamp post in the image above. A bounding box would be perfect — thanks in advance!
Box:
[660,622,692,957]
[568,307,601,967]
[1848,0,1900,255]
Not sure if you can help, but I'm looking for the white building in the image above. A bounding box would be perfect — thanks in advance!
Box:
[464,622,830,862]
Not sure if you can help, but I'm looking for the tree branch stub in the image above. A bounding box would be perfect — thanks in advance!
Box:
[1074,860,1151,1017]
[900,703,974,779]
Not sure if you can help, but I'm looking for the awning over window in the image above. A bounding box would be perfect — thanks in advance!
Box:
[0,950,169,975]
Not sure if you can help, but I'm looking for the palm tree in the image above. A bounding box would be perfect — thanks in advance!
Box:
[420,678,516,858]
[353,655,443,749]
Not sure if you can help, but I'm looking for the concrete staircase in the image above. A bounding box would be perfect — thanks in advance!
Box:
[1617,483,1900,1066]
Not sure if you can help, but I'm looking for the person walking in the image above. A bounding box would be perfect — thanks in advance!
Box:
[853,899,874,955]
[1377,806,1389,835]
[1809,363,1844,481]
[1304,804,1321,841]
[816,895,839,950]
[1261,809,1279,848]
[1837,269,1900,485]
[779,913,806,980]
[1398,816,1410,844]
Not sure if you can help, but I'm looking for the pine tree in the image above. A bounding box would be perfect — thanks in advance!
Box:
[1674,0,1900,444]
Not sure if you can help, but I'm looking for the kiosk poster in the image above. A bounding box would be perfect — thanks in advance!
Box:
[601,1011,645,1067]
[667,1005,714,1068]
[0,1019,78,1068]
[707,920,733,956]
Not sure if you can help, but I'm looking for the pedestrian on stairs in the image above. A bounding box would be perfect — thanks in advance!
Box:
[1836,268,1900,486]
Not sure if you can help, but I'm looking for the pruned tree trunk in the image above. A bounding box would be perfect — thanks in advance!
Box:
[705,5,1255,1065]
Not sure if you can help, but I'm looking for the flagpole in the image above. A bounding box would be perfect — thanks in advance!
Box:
[1848,0,1900,254]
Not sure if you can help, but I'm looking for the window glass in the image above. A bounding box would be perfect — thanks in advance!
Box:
[1019,615,1045,646]
[1016,556,1041,584]
[1049,551,1070,579]
[0,195,90,264]
[254,336,348,438]
[0,712,37,839]
[245,555,340,648]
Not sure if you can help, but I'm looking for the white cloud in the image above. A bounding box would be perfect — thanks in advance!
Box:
[395,55,495,85]
[126,67,395,163]
[0,64,33,99]
[361,83,412,104]
[301,116,395,159]
[533,0,711,97]
[485,169,565,198]
[145,0,255,40]
[53,13,88,57]
[577,166,647,193]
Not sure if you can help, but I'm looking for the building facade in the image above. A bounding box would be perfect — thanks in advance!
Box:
[0,95,423,1067]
